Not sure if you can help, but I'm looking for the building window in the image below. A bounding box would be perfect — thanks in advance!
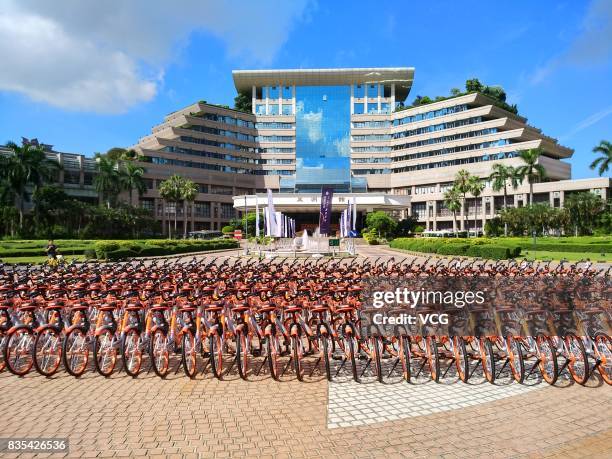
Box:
[354,84,364,98]
[380,102,390,114]
[220,203,234,219]
[353,103,364,114]
[83,172,94,186]
[64,170,80,185]
[368,103,379,114]
[282,104,293,115]
[140,199,154,212]
[268,104,279,115]
[255,104,266,115]
[367,84,378,98]
[210,185,233,195]
[194,202,211,218]
[282,86,292,99]
[268,86,279,99]
[197,183,208,193]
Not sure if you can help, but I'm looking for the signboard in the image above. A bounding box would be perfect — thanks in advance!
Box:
[328,238,340,247]
[349,230,359,238]
[319,187,334,235]
[234,229,242,240]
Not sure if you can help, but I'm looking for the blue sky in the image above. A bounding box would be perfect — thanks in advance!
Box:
[0,0,610,179]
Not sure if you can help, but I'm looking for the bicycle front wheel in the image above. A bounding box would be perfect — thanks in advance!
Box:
[425,336,440,382]
[594,333,612,385]
[93,330,117,377]
[182,331,197,379]
[267,335,281,381]
[565,334,589,385]
[236,330,249,380]
[5,327,35,376]
[481,338,496,384]
[33,327,62,377]
[149,329,169,378]
[536,335,558,385]
[63,327,89,377]
[506,336,525,384]
[209,333,223,379]
[0,330,7,373]
[399,335,411,382]
[122,329,143,378]
[453,336,469,383]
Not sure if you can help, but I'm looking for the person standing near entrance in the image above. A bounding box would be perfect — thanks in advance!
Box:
[45,239,57,259]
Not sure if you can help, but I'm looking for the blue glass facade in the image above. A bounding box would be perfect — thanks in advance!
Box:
[294,85,352,193]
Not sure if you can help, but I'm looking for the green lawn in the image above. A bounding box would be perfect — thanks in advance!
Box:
[0,255,87,265]
[519,250,612,263]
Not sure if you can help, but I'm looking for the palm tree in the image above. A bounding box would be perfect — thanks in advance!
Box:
[1,141,61,229]
[158,175,184,238]
[516,148,546,205]
[490,163,520,236]
[93,155,122,208]
[443,187,462,234]
[590,140,611,176]
[181,179,198,238]
[454,169,472,231]
[120,162,146,205]
[468,176,485,235]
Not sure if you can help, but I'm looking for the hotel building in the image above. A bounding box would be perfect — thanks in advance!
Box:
[131,67,609,234]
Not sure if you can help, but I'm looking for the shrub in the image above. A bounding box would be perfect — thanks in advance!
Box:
[436,244,470,256]
[83,249,96,259]
[221,225,235,234]
[414,225,425,233]
[470,245,512,260]
[106,248,138,261]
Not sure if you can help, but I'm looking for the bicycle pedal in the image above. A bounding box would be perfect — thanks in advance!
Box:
[331,354,344,361]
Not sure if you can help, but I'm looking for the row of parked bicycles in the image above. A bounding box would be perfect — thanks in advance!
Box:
[0,256,610,386]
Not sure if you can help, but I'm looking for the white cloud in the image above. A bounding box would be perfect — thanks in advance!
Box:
[529,0,612,85]
[302,111,323,143]
[333,135,350,157]
[560,105,612,140]
[0,0,311,113]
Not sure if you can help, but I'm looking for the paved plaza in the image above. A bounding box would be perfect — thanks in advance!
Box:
[0,358,611,458]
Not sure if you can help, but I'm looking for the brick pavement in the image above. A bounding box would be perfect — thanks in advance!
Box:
[0,364,610,458]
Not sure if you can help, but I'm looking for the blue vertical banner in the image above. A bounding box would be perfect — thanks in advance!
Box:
[319,187,334,235]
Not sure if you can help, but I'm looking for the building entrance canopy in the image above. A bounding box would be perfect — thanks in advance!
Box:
[232,193,410,213]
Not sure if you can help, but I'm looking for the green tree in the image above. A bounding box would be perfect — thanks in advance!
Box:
[564,192,605,236]
[516,148,547,205]
[468,176,485,235]
[93,154,122,208]
[395,216,419,237]
[465,78,484,93]
[158,174,184,238]
[181,179,198,238]
[490,163,520,236]
[234,90,252,113]
[120,161,146,205]
[106,147,139,161]
[443,187,462,233]
[450,87,462,97]
[0,141,61,230]
[454,169,473,231]
[365,211,398,239]
[590,140,611,176]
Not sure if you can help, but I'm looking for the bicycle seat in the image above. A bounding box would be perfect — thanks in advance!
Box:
[231,304,249,313]
[18,304,36,311]
[258,304,276,313]
[284,306,302,314]
[335,306,355,314]
[205,304,224,312]
[150,305,169,312]
[99,305,116,311]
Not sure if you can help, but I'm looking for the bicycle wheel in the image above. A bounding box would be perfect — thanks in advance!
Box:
[182,331,197,378]
[536,335,558,385]
[453,336,469,383]
[209,333,223,379]
[481,338,496,383]
[121,329,143,378]
[0,330,6,372]
[399,335,411,382]
[266,335,281,381]
[371,336,383,383]
[33,327,62,377]
[93,329,117,377]
[564,334,589,385]
[506,336,525,384]
[594,333,612,385]
[321,333,333,381]
[63,327,89,377]
[149,329,169,378]
[291,335,304,381]
[346,335,359,382]
[425,336,440,382]
[4,326,35,376]
[236,330,249,380]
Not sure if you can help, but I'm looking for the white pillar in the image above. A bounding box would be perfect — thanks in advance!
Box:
[252,85,256,114]
[264,86,269,115]
[350,84,354,115]
[377,83,381,113]
[391,84,396,110]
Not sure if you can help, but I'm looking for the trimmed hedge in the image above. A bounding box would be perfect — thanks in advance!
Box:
[0,246,88,257]
[95,239,239,260]
[389,238,520,260]
[518,243,610,254]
